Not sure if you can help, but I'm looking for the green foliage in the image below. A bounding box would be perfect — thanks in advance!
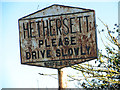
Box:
[70,19,120,89]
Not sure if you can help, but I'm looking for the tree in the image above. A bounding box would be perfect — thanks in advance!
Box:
[69,19,120,89]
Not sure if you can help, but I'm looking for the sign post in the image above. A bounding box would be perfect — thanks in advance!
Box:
[18,4,97,88]
[58,68,67,89]
[58,69,63,89]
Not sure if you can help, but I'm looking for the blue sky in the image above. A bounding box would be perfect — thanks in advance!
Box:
[0,0,119,89]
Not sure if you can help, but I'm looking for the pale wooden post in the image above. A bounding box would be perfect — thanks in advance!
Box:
[58,68,67,90]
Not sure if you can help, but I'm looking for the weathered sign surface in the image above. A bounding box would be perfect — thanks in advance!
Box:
[19,4,97,69]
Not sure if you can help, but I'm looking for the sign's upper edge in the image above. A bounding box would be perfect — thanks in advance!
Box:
[19,10,94,21]
[18,4,95,21]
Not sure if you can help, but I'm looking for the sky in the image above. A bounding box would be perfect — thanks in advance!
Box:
[0,0,119,89]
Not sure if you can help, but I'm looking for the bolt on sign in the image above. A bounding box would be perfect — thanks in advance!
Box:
[18,4,98,69]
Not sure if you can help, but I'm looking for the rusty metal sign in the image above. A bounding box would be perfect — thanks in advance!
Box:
[18,4,97,69]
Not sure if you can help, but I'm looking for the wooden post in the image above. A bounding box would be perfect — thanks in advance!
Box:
[58,69,63,89]
[58,68,67,90]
